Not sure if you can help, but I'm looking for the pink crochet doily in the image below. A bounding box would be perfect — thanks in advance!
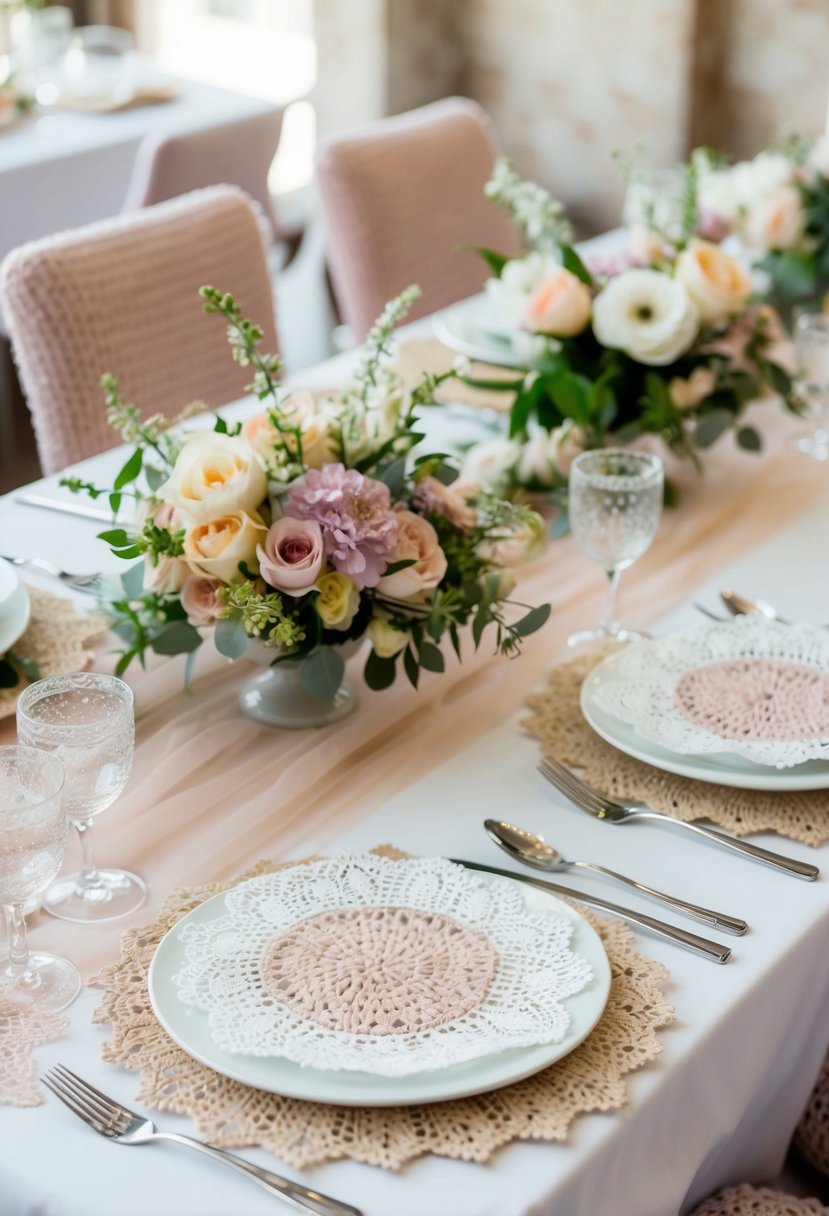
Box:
[675,658,829,742]
[260,905,499,1036]
[522,645,829,846]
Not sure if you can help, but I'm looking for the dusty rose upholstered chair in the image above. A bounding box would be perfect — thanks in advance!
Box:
[316,97,520,342]
[0,185,277,475]
[689,1183,828,1214]
[121,110,284,240]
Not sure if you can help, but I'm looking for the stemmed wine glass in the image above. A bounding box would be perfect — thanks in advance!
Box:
[792,313,829,460]
[16,672,144,923]
[568,448,664,646]
[0,744,81,1010]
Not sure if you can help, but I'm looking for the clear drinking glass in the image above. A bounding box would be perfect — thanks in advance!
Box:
[0,745,81,1011]
[568,448,664,646]
[793,314,829,460]
[16,673,144,923]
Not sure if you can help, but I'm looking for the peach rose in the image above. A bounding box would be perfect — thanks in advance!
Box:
[161,433,266,523]
[256,517,324,595]
[521,268,592,336]
[184,510,267,583]
[180,575,223,624]
[675,239,751,326]
[376,510,447,600]
[669,366,717,409]
[743,186,805,253]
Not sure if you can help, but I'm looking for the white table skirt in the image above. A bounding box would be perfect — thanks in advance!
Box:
[2,484,829,1216]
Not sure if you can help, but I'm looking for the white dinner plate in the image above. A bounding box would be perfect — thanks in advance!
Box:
[581,648,829,792]
[434,297,529,369]
[148,869,611,1107]
[0,558,30,655]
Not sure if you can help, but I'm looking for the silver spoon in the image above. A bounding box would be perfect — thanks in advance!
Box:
[484,819,748,935]
[720,588,789,624]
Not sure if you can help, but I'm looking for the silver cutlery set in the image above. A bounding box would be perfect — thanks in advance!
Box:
[23,497,817,1211]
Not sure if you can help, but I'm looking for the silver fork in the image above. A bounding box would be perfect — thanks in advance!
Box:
[539,755,819,880]
[3,556,102,595]
[41,1065,363,1216]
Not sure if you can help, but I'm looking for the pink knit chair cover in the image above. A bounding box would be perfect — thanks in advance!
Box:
[795,1051,829,1177]
[121,109,284,238]
[689,1184,828,1215]
[316,97,520,341]
[0,186,277,475]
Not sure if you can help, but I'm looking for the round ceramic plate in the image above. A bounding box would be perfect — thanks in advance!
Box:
[581,648,829,792]
[434,297,528,369]
[0,558,30,655]
[148,868,611,1107]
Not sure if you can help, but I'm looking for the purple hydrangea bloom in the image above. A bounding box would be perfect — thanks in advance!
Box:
[285,463,399,588]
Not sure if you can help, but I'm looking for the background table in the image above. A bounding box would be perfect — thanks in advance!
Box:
[1,335,829,1215]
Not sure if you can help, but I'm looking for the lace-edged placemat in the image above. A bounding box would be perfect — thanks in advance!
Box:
[523,646,829,847]
[91,848,674,1170]
[0,986,68,1107]
[392,338,516,413]
[0,585,107,720]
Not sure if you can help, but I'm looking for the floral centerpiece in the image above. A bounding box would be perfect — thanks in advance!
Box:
[63,286,550,719]
[457,159,795,515]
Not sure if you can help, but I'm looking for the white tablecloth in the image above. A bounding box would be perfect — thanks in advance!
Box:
[2,470,829,1215]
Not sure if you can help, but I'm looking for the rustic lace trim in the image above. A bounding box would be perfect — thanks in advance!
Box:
[794,1050,829,1177]
[523,645,829,847]
[689,1183,829,1215]
[0,585,107,720]
[0,985,68,1107]
[90,848,674,1170]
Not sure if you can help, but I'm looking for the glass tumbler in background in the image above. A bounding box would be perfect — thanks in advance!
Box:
[568,448,664,646]
[0,745,81,1011]
[793,313,829,460]
[16,673,144,924]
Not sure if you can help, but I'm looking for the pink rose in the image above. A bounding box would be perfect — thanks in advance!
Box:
[180,575,223,625]
[257,517,324,595]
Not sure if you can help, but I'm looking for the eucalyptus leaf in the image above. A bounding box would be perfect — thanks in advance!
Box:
[736,425,762,452]
[694,409,734,449]
[214,614,249,660]
[364,649,397,691]
[121,561,146,600]
[151,621,203,656]
[300,647,345,702]
[377,458,406,498]
[145,465,166,492]
[511,603,551,638]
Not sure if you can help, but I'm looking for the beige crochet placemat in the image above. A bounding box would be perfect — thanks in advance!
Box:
[523,646,829,847]
[91,848,674,1170]
[392,337,517,413]
[0,986,68,1107]
[0,585,107,720]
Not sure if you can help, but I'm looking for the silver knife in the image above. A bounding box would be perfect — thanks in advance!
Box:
[14,493,119,524]
[449,857,732,964]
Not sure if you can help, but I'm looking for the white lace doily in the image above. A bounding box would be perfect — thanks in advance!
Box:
[173,854,594,1077]
[593,619,829,769]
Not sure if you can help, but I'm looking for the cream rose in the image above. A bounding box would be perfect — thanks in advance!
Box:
[742,185,805,253]
[376,511,447,600]
[143,555,188,596]
[675,239,751,325]
[179,575,223,625]
[315,571,360,631]
[184,510,267,583]
[592,269,699,366]
[367,614,410,659]
[161,433,266,523]
[256,517,324,595]
[521,268,592,337]
[478,510,547,566]
[458,437,521,494]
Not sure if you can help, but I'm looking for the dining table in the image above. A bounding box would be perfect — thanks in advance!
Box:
[2,306,829,1216]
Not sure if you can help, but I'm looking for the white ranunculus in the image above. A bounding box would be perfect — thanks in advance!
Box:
[161,432,267,523]
[457,437,521,494]
[484,251,560,331]
[675,238,752,325]
[592,269,699,366]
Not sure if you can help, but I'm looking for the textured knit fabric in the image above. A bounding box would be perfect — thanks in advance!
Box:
[689,1184,828,1215]
[121,109,284,238]
[795,1051,829,1177]
[316,97,520,341]
[0,186,277,474]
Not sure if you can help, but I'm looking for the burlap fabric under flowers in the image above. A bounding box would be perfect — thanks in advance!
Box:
[91,847,674,1170]
[0,585,107,720]
[523,644,829,847]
